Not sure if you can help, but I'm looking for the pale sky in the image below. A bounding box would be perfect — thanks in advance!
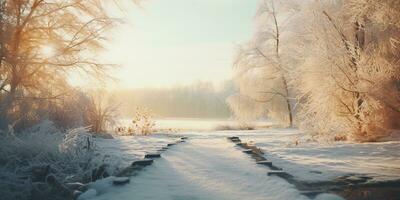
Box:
[97,0,258,89]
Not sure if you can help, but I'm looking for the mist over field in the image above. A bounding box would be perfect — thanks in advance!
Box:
[113,81,235,119]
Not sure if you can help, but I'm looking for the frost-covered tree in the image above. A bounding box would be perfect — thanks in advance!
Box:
[228,0,301,126]
[294,0,400,141]
[0,0,135,130]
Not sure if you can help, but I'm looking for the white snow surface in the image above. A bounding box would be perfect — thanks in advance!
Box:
[83,129,399,200]
[236,129,400,182]
[86,137,310,200]
[95,134,180,171]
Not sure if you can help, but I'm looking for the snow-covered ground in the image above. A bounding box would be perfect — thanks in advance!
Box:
[237,129,400,182]
[95,134,181,171]
[85,138,313,200]
[81,128,399,200]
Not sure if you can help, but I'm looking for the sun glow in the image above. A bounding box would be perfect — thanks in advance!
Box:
[40,45,56,58]
[99,0,258,89]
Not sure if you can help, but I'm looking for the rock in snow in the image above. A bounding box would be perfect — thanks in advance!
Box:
[132,159,154,166]
[267,171,293,179]
[242,149,253,154]
[145,153,161,158]
[113,177,130,186]
[256,161,273,166]
[227,136,239,140]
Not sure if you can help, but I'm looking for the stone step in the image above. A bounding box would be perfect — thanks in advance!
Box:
[256,161,273,166]
[145,153,161,158]
[132,159,154,166]
[253,156,268,162]
[227,136,240,140]
[242,149,253,154]
[113,177,130,186]
[231,138,241,143]
[267,171,293,179]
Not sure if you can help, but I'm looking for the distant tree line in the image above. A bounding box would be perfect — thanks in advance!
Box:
[114,81,235,119]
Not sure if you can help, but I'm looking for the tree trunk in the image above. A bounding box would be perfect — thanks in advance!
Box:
[353,20,366,134]
[272,0,293,127]
[282,76,293,127]
[0,86,17,130]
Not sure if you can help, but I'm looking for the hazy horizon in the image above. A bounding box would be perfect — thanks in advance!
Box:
[112,80,235,119]
[69,0,258,89]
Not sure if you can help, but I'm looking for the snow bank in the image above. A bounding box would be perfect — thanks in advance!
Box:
[94,134,180,173]
[237,129,400,182]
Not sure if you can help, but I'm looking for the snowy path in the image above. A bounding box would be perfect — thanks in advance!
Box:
[91,137,309,200]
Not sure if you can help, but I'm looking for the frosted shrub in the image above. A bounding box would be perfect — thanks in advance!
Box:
[131,107,156,135]
[0,121,107,200]
[59,127,95,154]
[0,122,64,200]
[83,91,119,133]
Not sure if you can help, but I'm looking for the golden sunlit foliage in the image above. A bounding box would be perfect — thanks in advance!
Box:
[0,0,135,131]
[231,0,400,141]
[115,107,155,135]
[295,0,400,141]
[131,107,155,135]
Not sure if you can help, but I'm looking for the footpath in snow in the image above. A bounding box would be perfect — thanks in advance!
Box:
[81,129,400,200]
[86,137,320,200]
